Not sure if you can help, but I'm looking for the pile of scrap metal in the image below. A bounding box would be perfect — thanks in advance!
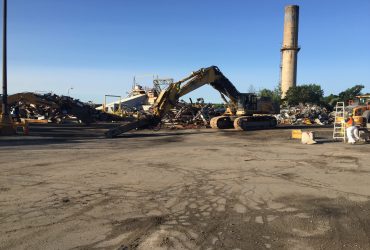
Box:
[161,98,225,129]
[276,103,334,125]
[0,92,124,124]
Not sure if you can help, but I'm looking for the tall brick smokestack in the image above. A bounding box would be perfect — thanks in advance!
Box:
[280,5,300,99]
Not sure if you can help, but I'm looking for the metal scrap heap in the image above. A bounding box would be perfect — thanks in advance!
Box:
[1,92,124,124]
[161,99,224,129]
[276,103,334,125]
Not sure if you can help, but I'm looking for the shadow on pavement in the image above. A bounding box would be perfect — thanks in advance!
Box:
[0,123,211,147]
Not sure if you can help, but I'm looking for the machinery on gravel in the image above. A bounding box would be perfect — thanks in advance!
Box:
[105,66,279,137]
[348,95,370,128]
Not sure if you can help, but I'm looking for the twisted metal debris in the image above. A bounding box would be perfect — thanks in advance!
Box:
[161,99,224,129]
[276,103,334,125]
[1,92,124,124]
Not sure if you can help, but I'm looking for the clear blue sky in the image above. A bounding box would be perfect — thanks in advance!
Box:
[4,0,370,103]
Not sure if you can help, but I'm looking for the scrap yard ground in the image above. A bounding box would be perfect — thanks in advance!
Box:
[1,125,370,250]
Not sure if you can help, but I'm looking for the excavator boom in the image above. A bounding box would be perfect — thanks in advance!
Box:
[178,66,240,103]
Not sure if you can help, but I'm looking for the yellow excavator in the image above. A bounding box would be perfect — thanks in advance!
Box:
[348,95,370,128]
[105,66,279,137]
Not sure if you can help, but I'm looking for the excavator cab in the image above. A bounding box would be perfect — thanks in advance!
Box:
[236,93,278,116]
[236,93,257,116]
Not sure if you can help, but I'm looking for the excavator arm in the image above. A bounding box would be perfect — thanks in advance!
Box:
[153,66,243,117]
[177,66,240,103]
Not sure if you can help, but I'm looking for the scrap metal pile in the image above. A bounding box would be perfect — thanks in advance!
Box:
[1,92,124,124]
[120,100,335,129]
[3,92,335,128]
[160,101,335,128]
[276,103,334,125]
[161,99,225,129]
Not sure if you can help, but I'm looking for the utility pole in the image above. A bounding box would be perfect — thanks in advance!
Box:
[1,0,14,135]
[2,0,7,116]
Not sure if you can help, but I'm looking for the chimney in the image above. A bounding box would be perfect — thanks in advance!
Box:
[280,5,300,99]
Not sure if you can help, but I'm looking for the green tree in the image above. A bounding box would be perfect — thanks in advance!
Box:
[273,85,282,103]
[259,85,281,104]
[259,88,274,98]
[338,84,364,103]
[284,84,324,105]
[322,94,339,110]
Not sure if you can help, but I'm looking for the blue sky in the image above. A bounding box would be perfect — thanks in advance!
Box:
[4,0,370,103]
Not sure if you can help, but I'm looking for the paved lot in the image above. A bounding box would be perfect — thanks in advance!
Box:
[0,125,369,249]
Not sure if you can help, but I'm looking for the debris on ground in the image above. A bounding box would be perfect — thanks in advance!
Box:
[276,104,334,125]
[162,101,335,129]
[4,92,335,129]
[161,99,225,129]
[2,92,125,124]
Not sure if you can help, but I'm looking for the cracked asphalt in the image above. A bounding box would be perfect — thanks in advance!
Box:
[0,124,369,249]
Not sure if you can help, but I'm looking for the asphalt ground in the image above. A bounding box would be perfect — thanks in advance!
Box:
[1,124,369,249]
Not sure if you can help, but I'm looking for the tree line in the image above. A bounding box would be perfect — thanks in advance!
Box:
[259,84,367,109]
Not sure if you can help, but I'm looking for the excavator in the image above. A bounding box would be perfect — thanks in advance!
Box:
[348,95,370,128]
[105,66,278,137]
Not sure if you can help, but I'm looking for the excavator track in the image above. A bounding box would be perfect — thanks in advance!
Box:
[210,116,234,129]
[210,115,277,130]
[233,116,277,130]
